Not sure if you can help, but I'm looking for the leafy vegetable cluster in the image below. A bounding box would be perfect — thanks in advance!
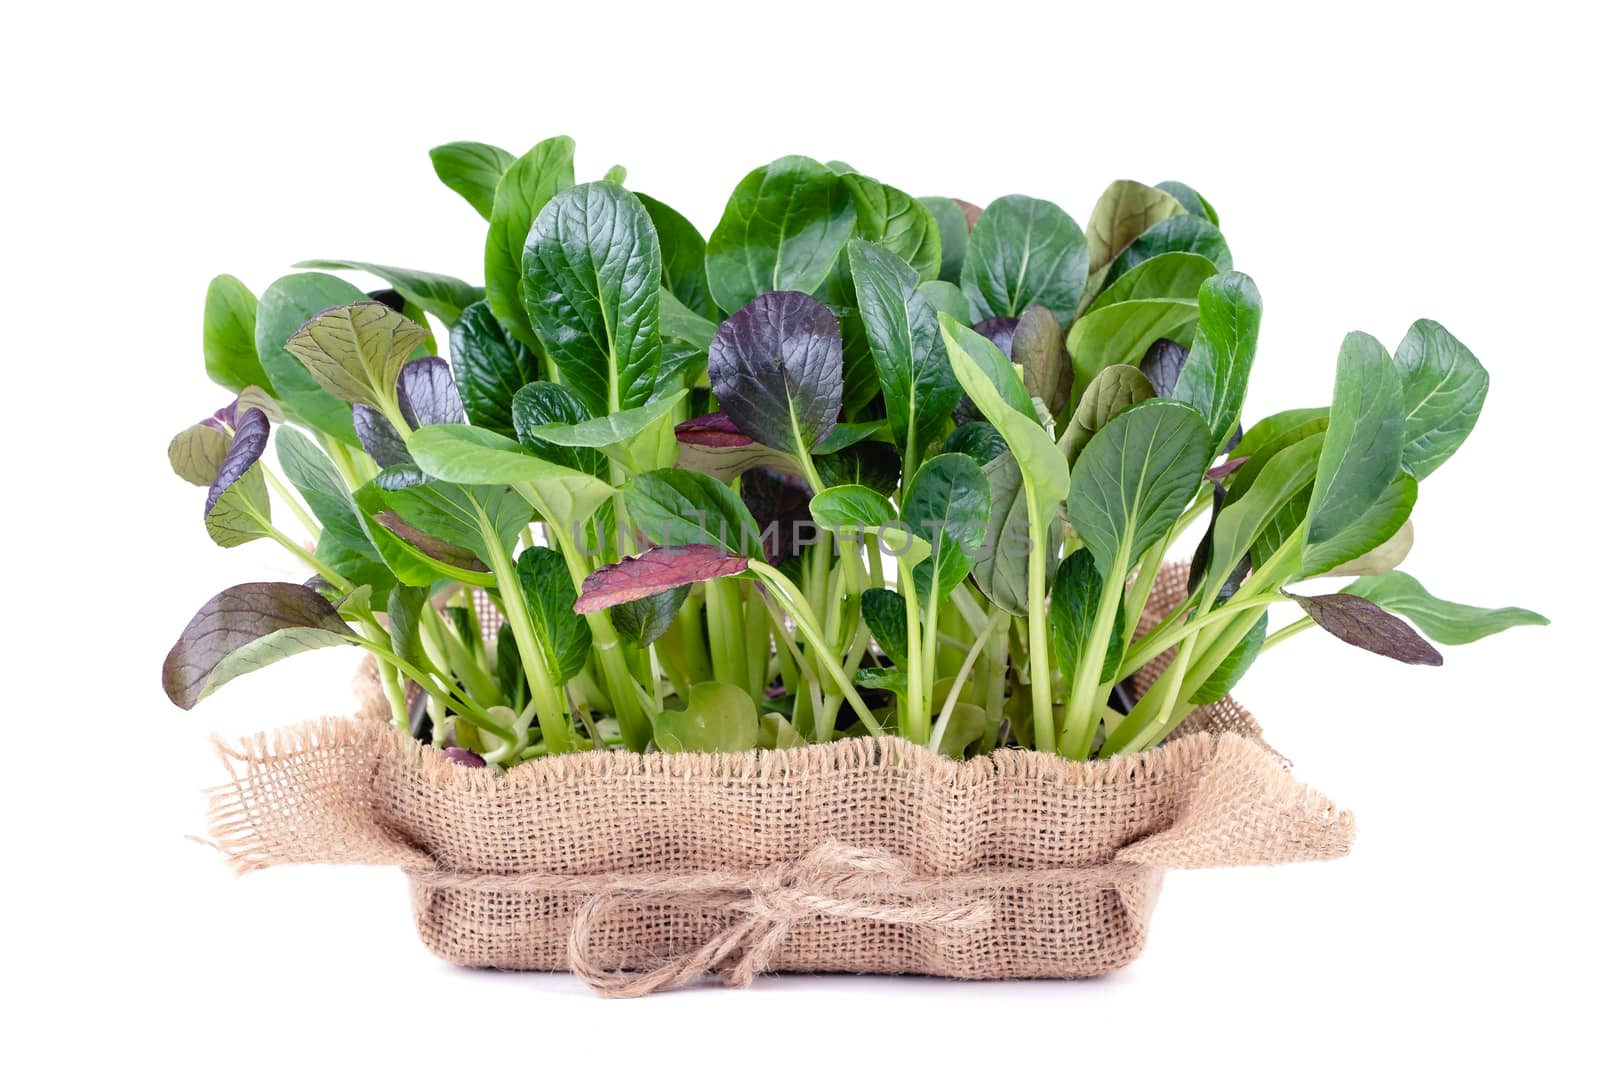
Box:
[163,138,1545,764]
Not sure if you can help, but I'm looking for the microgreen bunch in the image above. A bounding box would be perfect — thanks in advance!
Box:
[163,138,1544,764]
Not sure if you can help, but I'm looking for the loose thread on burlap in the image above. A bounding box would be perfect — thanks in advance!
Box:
[405,839,1147,998]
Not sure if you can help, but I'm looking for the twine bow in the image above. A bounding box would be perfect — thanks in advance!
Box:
[407,839,1144,998]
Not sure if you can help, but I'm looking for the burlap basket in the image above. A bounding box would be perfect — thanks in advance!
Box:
[204,565,1354,996]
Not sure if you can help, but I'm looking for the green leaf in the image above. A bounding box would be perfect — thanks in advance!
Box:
[814,441,902,496]
[919,196,969,284]
[284,301,432,409]
[758,712,807,750]
[940,423,1009,465]
[379,478,532,567]
[902,453,990,603]
[514,388,685,463]
[940,315,1070,524]
[276,426,370,544]
[847,239,960,467]
[610,584,690,647]
[1089,252,1219,311]
[168,422,229,487]
[1156,180,1218,224]
[510,382,607,476]
[1050,548,1126,684]
[430,140,515,220]
[917,279,969,321]
[162,582,359,708]
[622,469,763,556]
[407,423,613,529]
[961,194,1088,321]
[602,164,627,184]
[1067,400,1211,576]
[256,272,369,444]
[203,274,269,394]
[1084,180,1185,296]
[1338,572,1548,645]
[485,135,576,349]
[842,174,941,282]
[935,700,989,757]
[293,260,483,327]
[1065,297,1197,410]
[1105,214,1232,286]
[1058,364,1156,467]
[1205,434,1323,598]
[385,585,428,666]
[1393,319,1488,480]
[706,155,856,314]
[939,315,1035,422]
[861,588,909,665]
[1172,272,1262,456]
[448,300,539,437]
[523,182,662,416]
[637,193,713,319]
[516,546,591,684]
[1233,407,1329,471]
[1190,614,1268,703]
[1300,473,1415,579]
[809,484,897,529]
[969,452,1050,617]
[653,681,759,753]
[1307,332,1404,547]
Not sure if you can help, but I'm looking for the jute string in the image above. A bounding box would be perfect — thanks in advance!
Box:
[405,839,1146,998]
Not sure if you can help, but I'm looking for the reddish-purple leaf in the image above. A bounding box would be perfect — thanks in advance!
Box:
[676,412,754,448]
[575,544,750,613]
[373,512,488,571]
[954,198,983,231]
[1284,590,1444,666]
[973,316,1020,358]
[1206,455,1249,481]
[442,747,486,767]
[708,290,842,455]
[674,412,804,482]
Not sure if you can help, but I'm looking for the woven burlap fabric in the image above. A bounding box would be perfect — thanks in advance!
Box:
[205,564,1354,986]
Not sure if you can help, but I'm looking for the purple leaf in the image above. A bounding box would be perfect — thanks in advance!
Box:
[953,199,982,231]
[353,404,412,467]
[398,356,466,428]
[373,512,489,572]
[204,407,269,516]
[161,582,359,709]
[708,290,842,455]
[972,316,1020,358]
[676,412,754,448]
[1140,339,1188,397]
[1283,590,1444,666]
[442,747,486,768]
[740,466,815,563]
[575,544,750,613]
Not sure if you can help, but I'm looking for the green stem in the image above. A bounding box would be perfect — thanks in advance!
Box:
[1063,546,1129,759]
[475,506,576,754]
[257,515,348,591]
[1119,593,1286,677]
[1262,615,1314,652]
[750,562,882,737]
[929,607,1005,753]
[1023,489,1058,756]
[263,466,321,542]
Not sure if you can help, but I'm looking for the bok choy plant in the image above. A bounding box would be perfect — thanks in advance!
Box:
[163,139,1545,765]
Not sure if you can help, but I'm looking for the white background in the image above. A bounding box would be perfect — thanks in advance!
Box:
[5,2,1596,1063]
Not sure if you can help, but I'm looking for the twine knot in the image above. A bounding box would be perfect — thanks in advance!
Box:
[407,839,1144,998]
[566,840,994,997]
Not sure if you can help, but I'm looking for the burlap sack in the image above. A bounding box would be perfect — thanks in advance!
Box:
[204,564,1354,995]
